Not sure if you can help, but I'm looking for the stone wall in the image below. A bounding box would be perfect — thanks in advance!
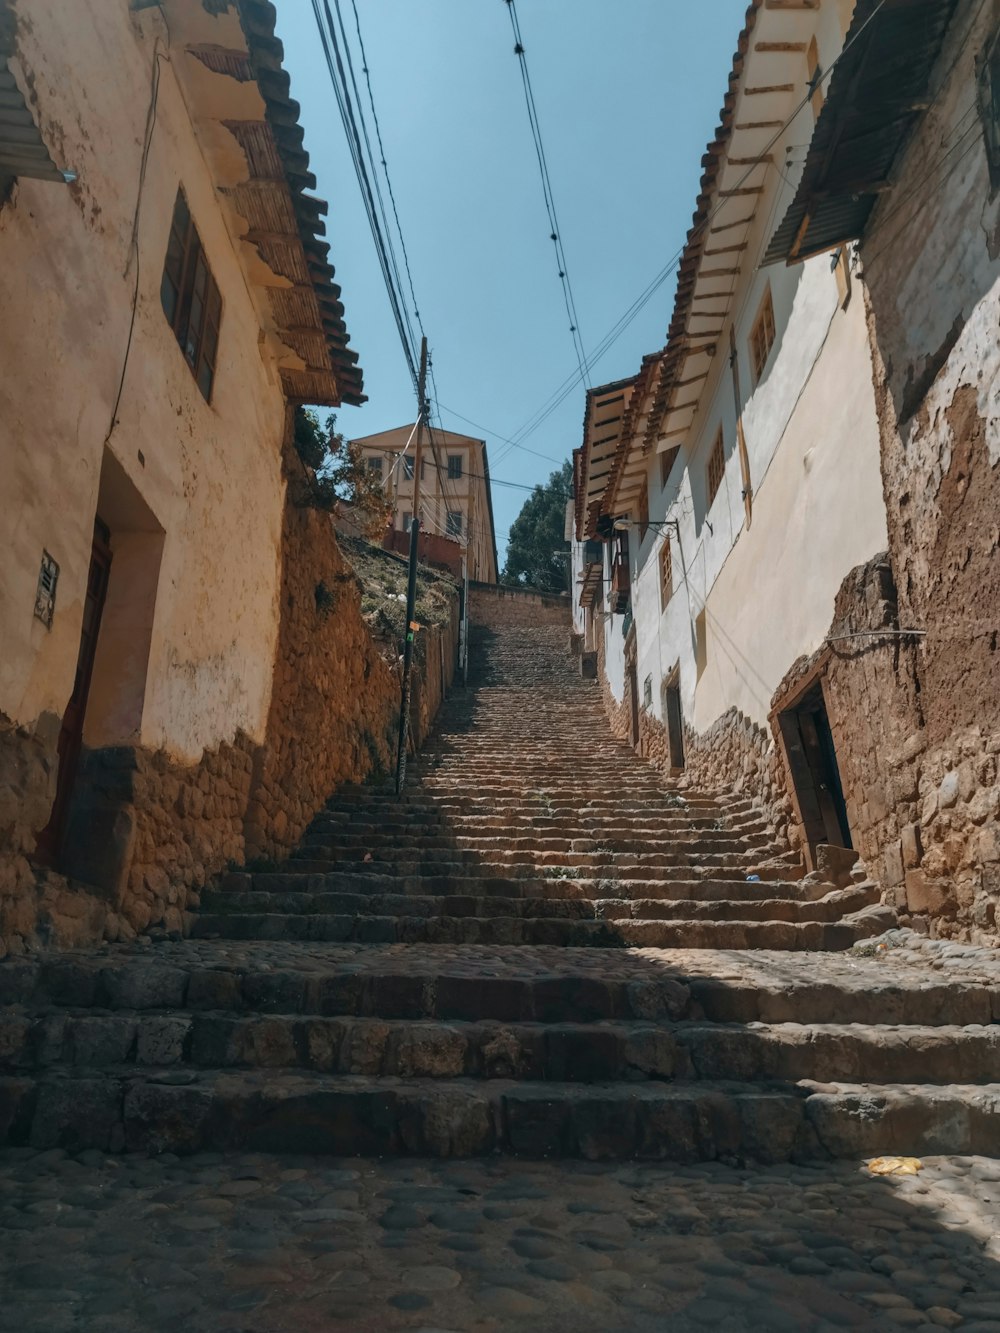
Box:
[850,0,1000,941]
[0,446,460,957]
[685,710,797,854]
[470,585,570,630]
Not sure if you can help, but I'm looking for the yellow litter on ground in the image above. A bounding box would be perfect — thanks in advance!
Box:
[867,1156,923,1176]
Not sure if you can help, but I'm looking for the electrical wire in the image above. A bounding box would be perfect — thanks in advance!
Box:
[104,42,167,446]
[310,0,420,389]
[493,0,891,462]
[504,0,589,392]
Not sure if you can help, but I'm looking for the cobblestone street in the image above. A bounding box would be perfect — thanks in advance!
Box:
[3,1146,1000,1331]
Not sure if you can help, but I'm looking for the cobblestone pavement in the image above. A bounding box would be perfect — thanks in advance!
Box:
[3,1147,1000,1332]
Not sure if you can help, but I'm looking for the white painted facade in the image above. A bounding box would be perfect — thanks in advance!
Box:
[575,0,887,753]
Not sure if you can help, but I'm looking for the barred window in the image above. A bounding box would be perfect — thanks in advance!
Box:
[446,511,463,537]
[447,455,463,480]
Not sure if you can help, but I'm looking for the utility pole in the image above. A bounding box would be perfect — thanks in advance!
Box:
[395,336,428,797]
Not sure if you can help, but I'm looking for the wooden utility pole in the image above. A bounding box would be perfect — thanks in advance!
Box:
[395,337,429,797]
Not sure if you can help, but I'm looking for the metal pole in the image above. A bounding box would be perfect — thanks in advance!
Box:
[462,550,470,686]
[395,337,428,797]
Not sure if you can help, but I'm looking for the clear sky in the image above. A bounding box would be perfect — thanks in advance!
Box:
[274,0,751,565]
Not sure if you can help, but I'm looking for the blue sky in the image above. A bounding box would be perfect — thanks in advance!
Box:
[274,1,750,564]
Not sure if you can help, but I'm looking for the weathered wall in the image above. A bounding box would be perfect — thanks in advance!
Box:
[852,0,1000,940]
[0,440,460,956]
[0,0,292,916]
[0,0,289,759]
[469,585,570,630]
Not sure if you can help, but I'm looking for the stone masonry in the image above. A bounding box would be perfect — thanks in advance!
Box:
[2,601,999,1165]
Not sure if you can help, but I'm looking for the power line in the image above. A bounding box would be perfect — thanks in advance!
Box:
[434,401,568,466]
[493,0,890,462]
[348,0,426,343]
[504,0,590,393]
[309,0,419,389]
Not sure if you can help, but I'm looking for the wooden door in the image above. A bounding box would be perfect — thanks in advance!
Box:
[36,520,113,864]
[665,681,685,770]
[778,683,852,863]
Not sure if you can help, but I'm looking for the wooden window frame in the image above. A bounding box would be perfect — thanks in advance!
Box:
[659,538,673,610]
[447,454,463,480]
[367,455,383,478]
[402,455,415,480]
[706,427,725,508]
[160,189,222,402]
[749,285,776,385]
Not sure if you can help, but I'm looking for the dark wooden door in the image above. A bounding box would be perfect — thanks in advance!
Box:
[665,682,685,770]
[36,520,112,865]
[778,683,852,862]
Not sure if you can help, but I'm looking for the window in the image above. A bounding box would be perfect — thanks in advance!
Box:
[638,481,649,541]
[643,675,653,710]
[402,512,412,532]
[806,37,824,118]
[160,189,222,401]
[402,456,414,480]
[706,428,725,507]
[446,510,463,537]
[660,448,676,489]
[447,455,463,480]
[367,456,383,478]
[659,539,673,610]
[749,286,776,384]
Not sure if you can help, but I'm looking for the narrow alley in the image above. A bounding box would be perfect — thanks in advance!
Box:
[2,602,1000,1329]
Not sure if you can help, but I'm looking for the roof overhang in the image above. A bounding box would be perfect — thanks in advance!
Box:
[764,0,960,266]
[0,2,70,192]
[162,0,364,406]
[574,376,636,540]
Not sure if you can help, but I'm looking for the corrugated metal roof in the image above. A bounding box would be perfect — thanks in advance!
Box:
[764,0,960,266]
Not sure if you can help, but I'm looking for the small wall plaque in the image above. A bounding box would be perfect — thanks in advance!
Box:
[34,551,58,628]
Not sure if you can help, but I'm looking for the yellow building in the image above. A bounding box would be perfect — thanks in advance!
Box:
[354,426,499,584]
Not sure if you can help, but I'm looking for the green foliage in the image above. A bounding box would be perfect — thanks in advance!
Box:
[293,407,392,537]
[502,459,573,593]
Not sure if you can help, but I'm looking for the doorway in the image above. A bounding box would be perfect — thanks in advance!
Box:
[664,671,685,771]
[35,519,113,863]
[778,681,852,863]
[624,626,639,749]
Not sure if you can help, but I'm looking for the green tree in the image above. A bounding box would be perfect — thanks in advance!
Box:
[502,459,573,593]
[293,407,391,539]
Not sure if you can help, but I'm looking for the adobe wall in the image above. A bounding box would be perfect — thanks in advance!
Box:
[852,0,1000,941]
[469,585,570,630]
[0,450,460,956]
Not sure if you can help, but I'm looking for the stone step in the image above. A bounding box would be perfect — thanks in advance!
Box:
[222,870,817,903]
[301,830,761,853]
[13,942,996,1027]
[4,1011,996,1087]
[278,858,762,879]
[3,1067,998,1161]
[188,907,893,950]
[199,885,877,926]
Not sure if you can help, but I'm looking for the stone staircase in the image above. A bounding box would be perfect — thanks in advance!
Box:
[1,621,998,1162]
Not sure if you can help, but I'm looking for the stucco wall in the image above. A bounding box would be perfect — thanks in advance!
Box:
[0,0,287,764]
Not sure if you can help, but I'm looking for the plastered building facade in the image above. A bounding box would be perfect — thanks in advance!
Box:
[355,424,499,584]
[0,0,453,955]
[573,0,1000,941]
